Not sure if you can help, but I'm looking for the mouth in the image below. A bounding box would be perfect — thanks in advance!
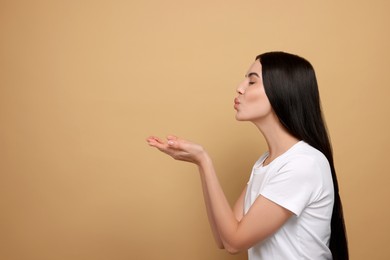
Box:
[234,98,240,109]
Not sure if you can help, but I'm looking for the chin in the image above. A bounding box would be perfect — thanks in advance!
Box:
[235,114,247,121]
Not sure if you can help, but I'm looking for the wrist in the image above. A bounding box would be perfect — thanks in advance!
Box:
[196,150,212,168]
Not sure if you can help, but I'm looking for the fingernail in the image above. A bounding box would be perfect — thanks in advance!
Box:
[168,140,174,145]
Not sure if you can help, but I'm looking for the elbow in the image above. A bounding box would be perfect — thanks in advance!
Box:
[215,240,241,254]
[222,237,248,255]
[225,246,241,255]
[224,243,242,255]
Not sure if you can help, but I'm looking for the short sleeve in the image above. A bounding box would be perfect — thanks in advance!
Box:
[260,156,321,216]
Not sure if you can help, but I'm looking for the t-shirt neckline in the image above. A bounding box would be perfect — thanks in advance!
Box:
[257,140,304,169]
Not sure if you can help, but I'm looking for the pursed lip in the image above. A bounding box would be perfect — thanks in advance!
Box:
[234,98,240,109]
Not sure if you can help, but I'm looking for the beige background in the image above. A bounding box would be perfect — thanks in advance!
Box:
[1,0,389,259]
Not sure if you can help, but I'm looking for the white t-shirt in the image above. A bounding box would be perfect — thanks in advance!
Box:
[244,141,334,260]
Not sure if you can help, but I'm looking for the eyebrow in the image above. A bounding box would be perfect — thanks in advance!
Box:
[245,72,260,78]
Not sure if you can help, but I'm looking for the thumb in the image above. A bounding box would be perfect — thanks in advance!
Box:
[167,135,178,141]
[167,135,179,148]
[167,139,180,149]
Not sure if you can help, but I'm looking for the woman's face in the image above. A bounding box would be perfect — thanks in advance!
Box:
[234,60,273,122]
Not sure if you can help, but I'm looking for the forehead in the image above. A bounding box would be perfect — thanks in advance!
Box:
[246,60,262,76]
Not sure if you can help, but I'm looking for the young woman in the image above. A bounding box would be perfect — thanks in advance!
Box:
[146,52,348,260]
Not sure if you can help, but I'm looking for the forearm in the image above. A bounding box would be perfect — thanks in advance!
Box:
[197,154,241,253]
[199,171,225,249]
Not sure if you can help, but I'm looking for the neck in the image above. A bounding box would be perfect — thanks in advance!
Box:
[253,113,300,165]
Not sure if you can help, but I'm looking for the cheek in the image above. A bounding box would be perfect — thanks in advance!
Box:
[246,87,268,103]
[246,88,272,113]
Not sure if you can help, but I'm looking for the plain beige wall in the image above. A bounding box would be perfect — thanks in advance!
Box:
[1,0,389,259]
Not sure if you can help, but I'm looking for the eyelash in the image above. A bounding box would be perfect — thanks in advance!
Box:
[249,82,255,85]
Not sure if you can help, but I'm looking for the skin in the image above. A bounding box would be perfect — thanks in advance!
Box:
[146,59,300,254]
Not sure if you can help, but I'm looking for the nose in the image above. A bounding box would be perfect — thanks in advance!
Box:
[236,82,245,95]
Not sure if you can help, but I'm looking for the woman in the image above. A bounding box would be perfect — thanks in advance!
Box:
[146,52,348,260]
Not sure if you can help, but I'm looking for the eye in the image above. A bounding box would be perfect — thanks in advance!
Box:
[249,81,255,85]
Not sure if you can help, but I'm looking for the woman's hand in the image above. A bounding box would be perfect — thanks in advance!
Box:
[146,135,208,165]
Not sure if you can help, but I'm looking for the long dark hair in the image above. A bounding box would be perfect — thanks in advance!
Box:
[257,52,348,260]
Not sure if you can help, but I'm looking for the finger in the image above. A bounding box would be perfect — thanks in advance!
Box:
[146,136,156,143]
[153,136,165,144]
[168,135,180,140]
[146,139,158,147]
[147,136,165,144]
[151,142,169,152]
[146,136,157,144]
[146,137,166,149]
